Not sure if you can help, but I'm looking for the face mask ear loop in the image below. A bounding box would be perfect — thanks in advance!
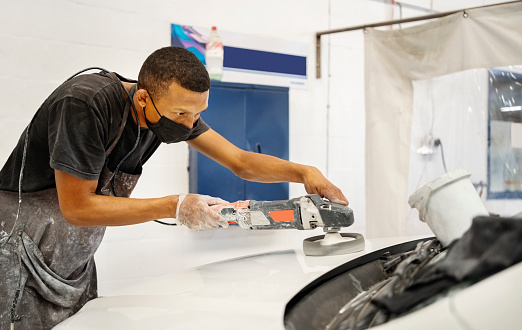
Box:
[147,91,163,118]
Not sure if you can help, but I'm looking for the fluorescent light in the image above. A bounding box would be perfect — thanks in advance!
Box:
[500,106,522,112]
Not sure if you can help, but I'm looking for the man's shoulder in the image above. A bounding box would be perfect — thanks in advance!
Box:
[50,72,122,108]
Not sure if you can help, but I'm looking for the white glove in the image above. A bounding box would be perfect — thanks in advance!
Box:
[175,193,229,231]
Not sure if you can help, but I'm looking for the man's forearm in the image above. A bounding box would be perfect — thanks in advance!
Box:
[55,169,179,227]
[59,193,178,227]
[232,150,349,205]
[233,151,313,184]
[187,130,348,205]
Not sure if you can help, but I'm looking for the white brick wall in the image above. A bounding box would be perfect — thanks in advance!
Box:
[0,0,501,295]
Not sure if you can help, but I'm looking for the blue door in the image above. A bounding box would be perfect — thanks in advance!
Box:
[189,81,289,202]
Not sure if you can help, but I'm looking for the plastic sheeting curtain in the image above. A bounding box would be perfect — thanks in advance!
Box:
[364,2,522,238]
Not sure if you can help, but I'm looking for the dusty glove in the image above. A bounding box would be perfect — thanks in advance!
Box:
[175,193,229,231]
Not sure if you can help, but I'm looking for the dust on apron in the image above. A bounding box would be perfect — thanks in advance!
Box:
[0,70,141,329]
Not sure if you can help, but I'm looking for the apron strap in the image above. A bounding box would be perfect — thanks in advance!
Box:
[104,72,134,157]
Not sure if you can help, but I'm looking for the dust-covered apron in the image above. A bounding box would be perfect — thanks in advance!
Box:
[0,71,140,329]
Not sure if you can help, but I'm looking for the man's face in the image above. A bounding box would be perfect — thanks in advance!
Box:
[145,81,209,129]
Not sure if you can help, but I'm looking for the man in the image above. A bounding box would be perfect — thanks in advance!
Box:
[0,46,348,329]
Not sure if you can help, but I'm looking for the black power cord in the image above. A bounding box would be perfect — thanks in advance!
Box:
[434,139,448,173]
[155,220,178,226]
[434,138,489,196]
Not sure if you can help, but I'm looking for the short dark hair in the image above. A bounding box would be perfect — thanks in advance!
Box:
[138,46,210,97]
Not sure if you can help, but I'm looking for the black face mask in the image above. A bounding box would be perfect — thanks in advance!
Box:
[144,91,195,144]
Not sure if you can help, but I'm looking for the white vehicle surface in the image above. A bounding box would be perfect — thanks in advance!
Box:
[54,235,521,330]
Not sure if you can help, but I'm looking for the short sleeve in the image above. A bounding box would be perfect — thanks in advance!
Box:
[186,118,210,140]
[47,97,108,181]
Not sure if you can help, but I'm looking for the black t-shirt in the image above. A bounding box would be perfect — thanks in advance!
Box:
[0,71,209,192]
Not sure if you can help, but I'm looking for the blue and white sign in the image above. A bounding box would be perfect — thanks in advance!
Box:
[171,24,308,89]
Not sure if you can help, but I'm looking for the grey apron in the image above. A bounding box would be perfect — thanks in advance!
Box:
[0,72,140,329]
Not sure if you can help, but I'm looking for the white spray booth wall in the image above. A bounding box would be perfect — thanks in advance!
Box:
[0,0,506,295]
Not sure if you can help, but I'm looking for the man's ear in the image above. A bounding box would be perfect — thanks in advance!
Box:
[135,88,148,108]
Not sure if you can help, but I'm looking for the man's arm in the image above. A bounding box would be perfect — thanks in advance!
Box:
[187,129,349,205]
[54,170,178,226]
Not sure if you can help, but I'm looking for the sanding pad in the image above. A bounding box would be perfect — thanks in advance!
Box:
[303,232,365,256]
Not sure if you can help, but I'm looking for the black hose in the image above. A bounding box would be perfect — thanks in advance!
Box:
[434,139,448,173]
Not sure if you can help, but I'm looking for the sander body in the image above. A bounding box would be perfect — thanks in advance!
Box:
[212,194,365,256]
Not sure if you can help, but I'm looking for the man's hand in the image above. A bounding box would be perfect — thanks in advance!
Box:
[303,167,349,206]
[176,194,229,231]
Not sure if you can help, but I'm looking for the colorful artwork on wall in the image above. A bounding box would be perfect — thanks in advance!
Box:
[171,24,207,65]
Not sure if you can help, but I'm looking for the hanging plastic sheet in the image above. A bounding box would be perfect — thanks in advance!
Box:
[407,67,522,234]
[364,2,522,238]
[487,68,522,198]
